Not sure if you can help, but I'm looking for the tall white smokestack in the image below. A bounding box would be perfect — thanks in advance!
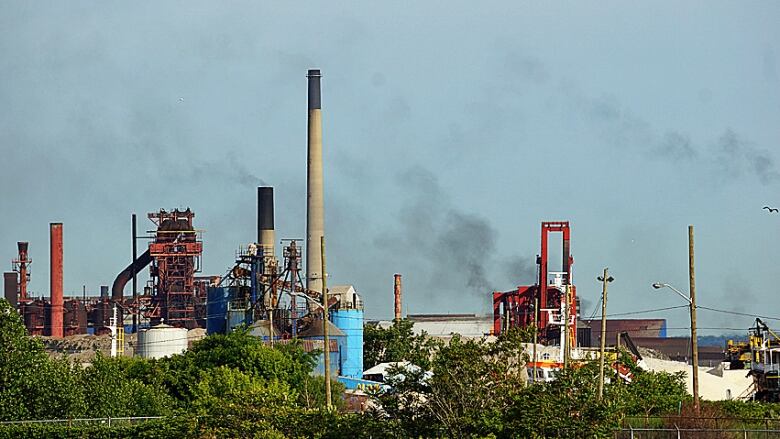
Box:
[306,69,324,296]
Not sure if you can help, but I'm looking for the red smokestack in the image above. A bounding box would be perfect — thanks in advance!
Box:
[394,274,402,321]
[49,223,63,338]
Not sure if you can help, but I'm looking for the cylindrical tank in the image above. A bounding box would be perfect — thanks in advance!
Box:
[136,323,188,359]
[331,309,364,378]
[23,299,47,335]
[89,299,113,335]
[63,299,87,336]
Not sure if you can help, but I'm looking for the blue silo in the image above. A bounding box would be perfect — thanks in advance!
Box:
[331,308,364,378]
[298,320,345,377]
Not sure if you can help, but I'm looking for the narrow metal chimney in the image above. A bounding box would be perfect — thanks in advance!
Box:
[257,186,276,262]
[49,223,63,338]
[394,274,402,321]
[17,242,29,301]
[306,69,325,296]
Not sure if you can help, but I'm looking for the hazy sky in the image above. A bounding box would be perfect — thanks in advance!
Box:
[1,2,779,335]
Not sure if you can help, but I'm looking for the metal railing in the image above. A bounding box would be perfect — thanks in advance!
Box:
[615,426,780,438]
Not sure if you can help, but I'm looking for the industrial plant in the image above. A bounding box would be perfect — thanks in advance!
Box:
[2,69,365,383]
[0,67,770,408]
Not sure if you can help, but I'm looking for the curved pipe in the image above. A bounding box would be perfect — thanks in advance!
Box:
[111,249,152,302]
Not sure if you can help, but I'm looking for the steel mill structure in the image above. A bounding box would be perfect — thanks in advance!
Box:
[2,68,365,382]
[492,221,579,352]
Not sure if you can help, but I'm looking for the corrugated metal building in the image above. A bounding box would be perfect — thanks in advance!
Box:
[582,318,667,347]
[406,314,493,340]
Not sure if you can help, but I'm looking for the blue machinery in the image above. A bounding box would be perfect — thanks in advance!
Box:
[205,241,364,378]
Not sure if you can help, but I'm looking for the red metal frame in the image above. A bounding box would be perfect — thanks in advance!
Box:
[493,221,577,346]
[148,209,203,328]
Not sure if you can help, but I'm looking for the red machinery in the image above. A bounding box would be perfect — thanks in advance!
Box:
[493,221,578,349]
[147,209,203,328]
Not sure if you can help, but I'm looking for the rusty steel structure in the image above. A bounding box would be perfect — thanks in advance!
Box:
[12,241,31,302]
[493,221,578,348]
[146,209,203,328]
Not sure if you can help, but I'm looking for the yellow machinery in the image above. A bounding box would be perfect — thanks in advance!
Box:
[725,339,751,369]
[747,318,780,402]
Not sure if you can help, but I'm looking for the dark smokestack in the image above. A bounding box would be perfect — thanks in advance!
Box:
[394,274,402,321]
[306,69,325,297]
[308,69,321,110]
[257,187,276,261]
[4,272,18,308]
[49,223,63,338]
[100,285,109,298]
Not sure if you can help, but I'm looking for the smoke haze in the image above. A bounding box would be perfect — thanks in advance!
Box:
[0,2,778,333]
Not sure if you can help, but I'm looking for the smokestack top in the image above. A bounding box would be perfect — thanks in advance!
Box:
[17,241,28,253]
[257,187,274,231]
[307,69,321,110]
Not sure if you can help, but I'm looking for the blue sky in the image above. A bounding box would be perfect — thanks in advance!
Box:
[1,2,778,335]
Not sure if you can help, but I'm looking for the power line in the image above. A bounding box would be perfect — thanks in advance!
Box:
[697,305,780,322]
[589,305,689,319]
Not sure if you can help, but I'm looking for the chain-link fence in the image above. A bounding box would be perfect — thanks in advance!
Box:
[615,427,780,438]
[617,416,780,439]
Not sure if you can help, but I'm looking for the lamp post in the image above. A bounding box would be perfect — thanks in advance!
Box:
[652,281,699,412]
[597,268,614,400]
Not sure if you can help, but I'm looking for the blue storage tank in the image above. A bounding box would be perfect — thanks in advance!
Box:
[331,309,364,378]
[206,287,228,334]
[298,320,346,377]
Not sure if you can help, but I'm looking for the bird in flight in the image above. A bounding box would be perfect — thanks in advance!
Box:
[764,206,779,213]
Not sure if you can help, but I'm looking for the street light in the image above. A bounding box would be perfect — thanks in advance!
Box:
[652,281,699,411]
[652,283,690,304]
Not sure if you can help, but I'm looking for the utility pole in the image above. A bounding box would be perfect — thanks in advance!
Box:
[321,235,331,409]
[688,225,699,413]
[532,296,538,383]
[597,268,614,400]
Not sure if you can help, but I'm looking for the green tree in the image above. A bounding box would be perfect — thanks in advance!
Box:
[379,332,527,438]
[0,299,85,420]
[79,354,174,417]
[363,319,439,370]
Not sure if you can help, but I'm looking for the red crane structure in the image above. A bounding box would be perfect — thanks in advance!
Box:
[492,221,578,350]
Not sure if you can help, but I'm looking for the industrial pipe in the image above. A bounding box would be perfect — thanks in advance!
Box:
[394,274,402,321]
[49,223,63,338]
[306,69,325,298]
[111,250,152,301]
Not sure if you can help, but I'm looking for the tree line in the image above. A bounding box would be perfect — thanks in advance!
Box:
[1,299,778,438]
